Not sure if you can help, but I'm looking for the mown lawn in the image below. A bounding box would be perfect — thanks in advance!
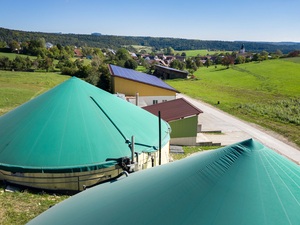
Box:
[167,58,300,147]
[0,71,70,115]
[171,146,219,161]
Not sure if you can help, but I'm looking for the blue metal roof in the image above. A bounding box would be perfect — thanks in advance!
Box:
[109,64,178,92]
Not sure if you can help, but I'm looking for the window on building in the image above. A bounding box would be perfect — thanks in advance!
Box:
[153,100,158,104]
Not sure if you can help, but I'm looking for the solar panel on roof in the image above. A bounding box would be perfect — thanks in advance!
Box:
[110,65,177,92]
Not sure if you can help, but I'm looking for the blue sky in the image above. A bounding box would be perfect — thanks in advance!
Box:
[1,0,300,42]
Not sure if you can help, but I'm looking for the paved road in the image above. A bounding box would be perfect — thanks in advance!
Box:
[178,94,300,165]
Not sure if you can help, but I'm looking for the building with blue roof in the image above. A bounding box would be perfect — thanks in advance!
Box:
[109,64,179,106]
[153,64,189,79]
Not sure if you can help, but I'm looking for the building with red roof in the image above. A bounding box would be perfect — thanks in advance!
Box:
[143,98,203,145]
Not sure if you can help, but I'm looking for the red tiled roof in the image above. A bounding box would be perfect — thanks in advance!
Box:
[74,49,83,57]
[143,98,203,122]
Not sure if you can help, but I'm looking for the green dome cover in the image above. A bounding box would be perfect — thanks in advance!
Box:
[0,77,170,173]
[28,139,300,225]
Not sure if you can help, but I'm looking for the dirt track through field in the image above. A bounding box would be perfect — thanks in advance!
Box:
[179,93,300,165]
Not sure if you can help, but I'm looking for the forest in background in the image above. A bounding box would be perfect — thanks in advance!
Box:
[1,27,300,53]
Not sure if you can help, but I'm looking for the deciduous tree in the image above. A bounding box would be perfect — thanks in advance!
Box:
[0,41,6,48]
[97,64,111,92]
[204,58,212,68]
[124,58,138,69]
[116,48,130,61]
[222,55,235,68]
[0,57,11,70]
[12,56,26,70]
[235,56,245,64]
[9,40,20,52]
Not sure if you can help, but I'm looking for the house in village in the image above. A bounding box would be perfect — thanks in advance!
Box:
[175,55,186,62]
[0,77,171,191]
[45,42,53,49]
[153,65,189,80]
[28,139,300,225]
[142,54,176,67]
[74,48,83,58]
[109,64,179,106]
[143,98,203,146]
[129,52,138,59]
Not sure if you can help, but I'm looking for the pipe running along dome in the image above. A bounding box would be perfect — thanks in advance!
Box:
[0,77,170,190]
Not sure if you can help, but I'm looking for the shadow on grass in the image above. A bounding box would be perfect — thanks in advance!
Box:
[0,179,74,196]
[209,67,229,72]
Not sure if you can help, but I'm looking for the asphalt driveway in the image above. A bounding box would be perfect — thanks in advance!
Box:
[178,94,300,165]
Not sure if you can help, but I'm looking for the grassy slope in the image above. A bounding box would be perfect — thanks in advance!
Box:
[176,49,231,57]
[167,58,300,147]
[0,71,70,115]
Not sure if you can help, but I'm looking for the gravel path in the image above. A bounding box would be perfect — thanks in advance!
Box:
[178,94,300,165]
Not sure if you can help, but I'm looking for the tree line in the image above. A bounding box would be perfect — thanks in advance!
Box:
[1,27,300,54]
[0,36,141,92]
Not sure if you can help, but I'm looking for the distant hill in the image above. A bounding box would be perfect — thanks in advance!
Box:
[269,42,300,46]
[0,27,299,53]
[91,32,102,36]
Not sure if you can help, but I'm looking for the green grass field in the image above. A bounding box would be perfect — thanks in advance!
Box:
[0,181,69,225]
[282,57,300,64]
[176,49,231,57]
[167,58,300,147]
[0,71,70,115]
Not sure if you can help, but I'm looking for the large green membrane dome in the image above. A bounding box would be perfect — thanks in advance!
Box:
[0,77,170,173]
[28,139,300,225]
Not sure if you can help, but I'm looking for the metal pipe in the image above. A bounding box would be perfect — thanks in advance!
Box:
[120,171,129,177]
[135,152,139,166]
[131,135,135,164]
[159,111,161,165]
[135,93,139,106]
[90,96,128,142]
